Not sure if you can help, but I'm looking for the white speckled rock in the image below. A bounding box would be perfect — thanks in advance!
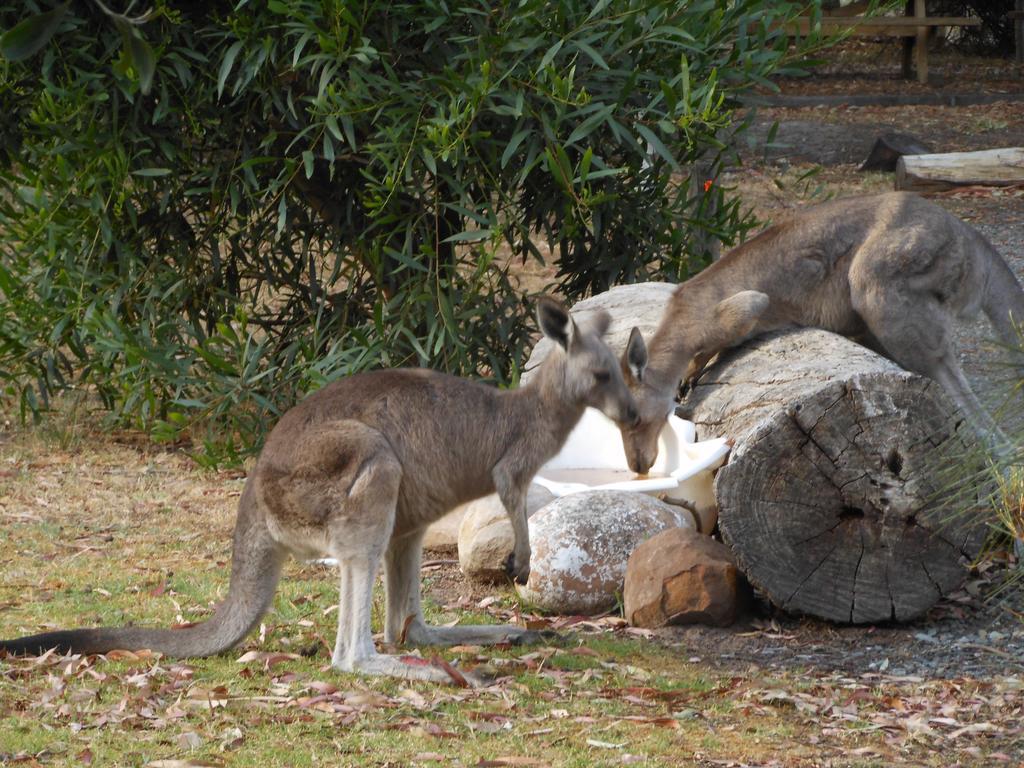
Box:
[516,490,694,615]
[458,484,556,582]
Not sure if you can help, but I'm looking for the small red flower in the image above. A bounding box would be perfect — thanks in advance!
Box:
[703,179,713,192]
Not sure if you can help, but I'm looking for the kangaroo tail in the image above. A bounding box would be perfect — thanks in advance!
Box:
[0,481,285,658]
[981,237,1024,350]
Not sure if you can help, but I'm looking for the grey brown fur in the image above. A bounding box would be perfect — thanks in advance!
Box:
[1,299,639,685]
[619,192,1024,472]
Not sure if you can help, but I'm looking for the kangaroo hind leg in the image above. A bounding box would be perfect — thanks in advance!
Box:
[858,288,1012,455]
[314,423,463,684]
[384,527,538,650]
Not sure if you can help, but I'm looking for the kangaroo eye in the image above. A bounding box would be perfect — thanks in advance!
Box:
[594,370,611,384]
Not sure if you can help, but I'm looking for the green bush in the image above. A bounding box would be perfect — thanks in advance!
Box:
[0,0,825,462]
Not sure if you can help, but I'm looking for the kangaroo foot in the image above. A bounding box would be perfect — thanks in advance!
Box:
[338,651,488,687]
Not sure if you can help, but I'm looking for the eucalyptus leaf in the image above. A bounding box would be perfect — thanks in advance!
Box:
[217,40,243,98]
[126,30,156,94]
[0,1,69,62]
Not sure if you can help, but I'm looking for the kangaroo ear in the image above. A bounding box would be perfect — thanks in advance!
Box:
[587,309,612,338]
[537,297,573,350]
[623,326,648,383]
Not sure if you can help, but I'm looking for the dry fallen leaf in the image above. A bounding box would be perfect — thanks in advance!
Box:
[177,731,203,750]
[428,655,469,688]
[235,650,300,668]
[587,739,626,749]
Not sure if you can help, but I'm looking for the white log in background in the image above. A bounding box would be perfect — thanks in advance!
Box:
[895,147,1024,193]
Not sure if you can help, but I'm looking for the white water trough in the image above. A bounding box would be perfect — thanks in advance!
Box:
[533,408,730,510]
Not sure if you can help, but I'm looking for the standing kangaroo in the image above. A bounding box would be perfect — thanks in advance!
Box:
[618,192,1024,473]
[1,299,639,685]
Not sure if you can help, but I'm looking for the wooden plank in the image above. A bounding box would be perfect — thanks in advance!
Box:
[792,16,980,29]
[789,17,979,37]
[902,0,915,78]
[829,15,979,26]
[895,148,1024,193]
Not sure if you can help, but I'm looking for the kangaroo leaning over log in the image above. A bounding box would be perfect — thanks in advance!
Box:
[618,191,1024,473]
[1,299,639,685]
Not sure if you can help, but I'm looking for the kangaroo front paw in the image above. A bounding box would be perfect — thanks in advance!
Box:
[504,551,530,585]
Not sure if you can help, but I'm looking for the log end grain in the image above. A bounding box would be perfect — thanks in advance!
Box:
[688,330,989,624]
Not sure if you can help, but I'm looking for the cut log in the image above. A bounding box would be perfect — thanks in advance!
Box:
[895,147,1024,193]
[681,329,988,624]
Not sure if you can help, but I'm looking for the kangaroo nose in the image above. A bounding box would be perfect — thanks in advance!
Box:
[629,452,645,474]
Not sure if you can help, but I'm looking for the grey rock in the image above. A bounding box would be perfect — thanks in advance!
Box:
[860,132,934,172]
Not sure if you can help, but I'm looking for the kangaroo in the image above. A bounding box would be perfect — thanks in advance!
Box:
[1,299,640,685]
[618,191,1024,474]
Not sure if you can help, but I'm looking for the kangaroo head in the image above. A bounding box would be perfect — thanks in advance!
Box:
[616,327,671,474]
[537,298,639,426]
[617,290,770,474]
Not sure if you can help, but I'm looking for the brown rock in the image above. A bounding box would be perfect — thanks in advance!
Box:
[624,527,747,628]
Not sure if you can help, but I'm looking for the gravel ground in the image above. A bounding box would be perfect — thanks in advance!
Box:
[421,549,1024,681]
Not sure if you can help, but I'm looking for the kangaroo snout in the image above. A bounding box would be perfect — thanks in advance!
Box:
[629,451,654,475]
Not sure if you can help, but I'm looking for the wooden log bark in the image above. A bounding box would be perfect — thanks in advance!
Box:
[681,329,987,624]
[895,147,1024,193]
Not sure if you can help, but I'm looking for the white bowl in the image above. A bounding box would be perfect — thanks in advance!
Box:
[533,408,730,503]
